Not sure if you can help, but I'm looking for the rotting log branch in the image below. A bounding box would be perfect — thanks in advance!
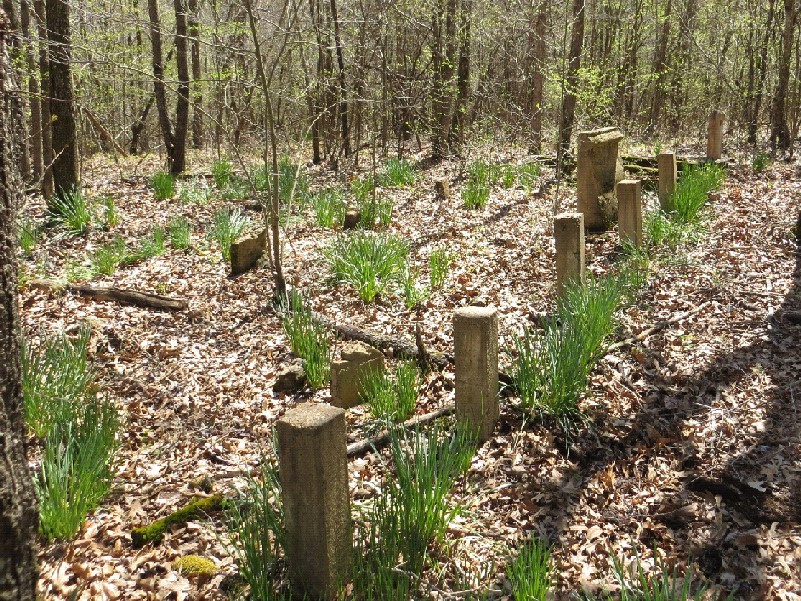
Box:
[28,280,189,311]
[346,404,455,458]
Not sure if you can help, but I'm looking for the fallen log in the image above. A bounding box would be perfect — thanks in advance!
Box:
[346,404,455,458]
[28,279,189,311]
[607,301,712,352]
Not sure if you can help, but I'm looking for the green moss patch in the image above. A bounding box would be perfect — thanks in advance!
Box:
[131,494,224,548]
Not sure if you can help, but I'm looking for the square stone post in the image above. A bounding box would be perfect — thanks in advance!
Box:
[577,127,625,232]
[554,213,586,296]
[617,179,643,248]
[657,152,677,212]
[277,405,352,599]
[706,110,724,161]
[454,306,499,442]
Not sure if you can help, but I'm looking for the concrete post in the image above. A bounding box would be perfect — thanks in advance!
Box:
[707,110,724,161]
[617,179,643,248]
[454,306,499,442]
[277,404,352,599]
[554,213,586,295]
[657,152,677,212]
[577,127,625,232]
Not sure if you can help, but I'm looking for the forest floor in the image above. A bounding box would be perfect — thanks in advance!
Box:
[19,144,801,601]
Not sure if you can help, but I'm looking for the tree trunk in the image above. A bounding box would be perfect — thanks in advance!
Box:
[33,0,52,199]
[0,11,39,600]
[449,0,471,151]
[46,0,79,197]
[558,0,586,156]
[648,0,672,133]
[431,0,458,159]
[20,0,42,184]
[172,0,190,173]
[187,0,202,149]
[147,0,178,172]
[528,1,547,153]
[328,0,349,157]
[770,0,799,153]
[746,0,776,145]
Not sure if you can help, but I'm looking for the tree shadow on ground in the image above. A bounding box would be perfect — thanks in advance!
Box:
[510,211,800,598]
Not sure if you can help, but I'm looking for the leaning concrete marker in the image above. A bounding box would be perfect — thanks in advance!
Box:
[707,110,724,161]
[277,404,352,599]
[577,127,625,232]
[330,341,384,409]
[617,179,643,248]
[454,306,499,442]
[554,212,586,296]
[657,152,677,212]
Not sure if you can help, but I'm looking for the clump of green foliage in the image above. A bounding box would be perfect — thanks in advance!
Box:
[324,231,409,302]
[360,360,419,422]
[429,248,452,290]
[353,424,476,597]
[212,157,233,189]
[151,172,176,200]
[17,217,41,256]
[403,265,429,310]
[21,327,120,541]
[225,455,288,600]
[91,237,128,276]
[168,216,191,250]
[208,207,251,261]
[101,195,120,229]
[670,163,725,224]
[48,188,93,235]
[179,177,212,205]
[380,158,418,187]
[351,174,375,203]
[511,274,624,437]
[507,538,552,601]
[358,195,394,229]
[279,291,331,389]
[462,160,493,209]
[311,187,347,228]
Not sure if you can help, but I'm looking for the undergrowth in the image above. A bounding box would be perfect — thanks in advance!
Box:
[279,291,331,389]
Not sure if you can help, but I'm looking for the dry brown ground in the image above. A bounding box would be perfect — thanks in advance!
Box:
[20,147,801,600]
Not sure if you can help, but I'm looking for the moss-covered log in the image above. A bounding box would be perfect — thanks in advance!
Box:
[131,494,224,547]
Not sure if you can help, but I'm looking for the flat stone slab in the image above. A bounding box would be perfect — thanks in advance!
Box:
[230,229,267,275]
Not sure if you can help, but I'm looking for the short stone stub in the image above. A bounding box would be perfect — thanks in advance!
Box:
[344,208,361,230]
[277,404,352,599]
[657,152,677,212]
[330,341,384,409]
[707,110,725,161]
[454,306,499,442]
[554,212,586,296]
[617,179,643,248]
[230,229,267,275]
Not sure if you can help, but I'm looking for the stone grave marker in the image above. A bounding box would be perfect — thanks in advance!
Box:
[707,110,724,161]
[554,212,586,296]
[230,228,266,275]
[657,152,677,211]
[617,179,643,248]
[577,127,625,232]
[330,341,383,408]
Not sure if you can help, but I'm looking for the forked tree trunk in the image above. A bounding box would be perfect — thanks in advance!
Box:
[0,10,39,600]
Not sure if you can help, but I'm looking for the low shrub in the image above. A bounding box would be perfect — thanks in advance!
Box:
[429,249,451,290]
[324,231,408,302]
[671,163,724,224]
[22,327,119,541]
[168,216,191,250]
[359,195,393,229]
[91,238,127,276]
[507,538,552,601]
[151,172,176,200]
[17,217,40,256]
[48,188,93,235]
[511,275,623,437]
[209,207,251,261]
[311,187,347,228]
[359,360,419,422]
[279,291,331,389]
[212,157,233,189]
[225,456,288,600]
[380,158,417,187]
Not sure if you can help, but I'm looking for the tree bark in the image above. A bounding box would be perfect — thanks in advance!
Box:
[20,0,42,184]
[449,0,471,152]
[328,0,349,157]
[0,10,39,600]
[558,0,586,156]
[46,0,79,197]
[33,0,52,199]
[431,0,458,159]
[172,0,190,173]
[528,1,547,153]
[187,0,203,149]
[770,0,800,153]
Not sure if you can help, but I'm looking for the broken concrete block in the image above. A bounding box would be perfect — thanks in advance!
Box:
[330,341,384,409]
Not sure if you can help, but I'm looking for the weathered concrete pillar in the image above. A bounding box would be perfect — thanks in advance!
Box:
[277,404,352,599]
[330,341,384,409]
[554,212,585,295]
[577,127,625,232]
[706,110,724,161]
[617,179,643,248]
[657,152,677,212]
[454,306,499,442]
